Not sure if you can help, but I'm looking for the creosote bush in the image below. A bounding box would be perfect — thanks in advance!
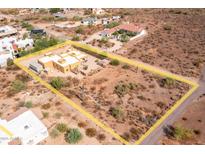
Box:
[85,128,97,137]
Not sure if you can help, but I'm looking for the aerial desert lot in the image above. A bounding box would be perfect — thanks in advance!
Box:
[0,8,205,145]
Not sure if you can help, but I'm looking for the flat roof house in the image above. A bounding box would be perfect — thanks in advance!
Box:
[38,51,82,73]
[0,109,48,145]
[81,17,97,25]
[0,26,17,38]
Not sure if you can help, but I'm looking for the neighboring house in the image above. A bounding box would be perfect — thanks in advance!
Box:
[53,12,66,19]
[81,17,97,25]
[0,37,34,56]
[0,26,17,38]
[101,18,111,25]
[100,23,143,39]
[0,53,13,68]
[0,109,48,145]
[0,37,34,67]
[91,8,105,15]
[112,16,121,20]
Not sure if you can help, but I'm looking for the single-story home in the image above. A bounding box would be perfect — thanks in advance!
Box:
[0,26,17,38]
[81,17,97,25]
[0,109,48,145]
[53,12,66,18]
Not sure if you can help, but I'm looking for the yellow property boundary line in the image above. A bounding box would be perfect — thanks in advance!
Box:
[14,40,199,145]
[0,125,13,137]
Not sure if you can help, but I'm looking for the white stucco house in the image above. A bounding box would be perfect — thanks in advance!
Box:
[0,36,34,67]
[0,110,48,145]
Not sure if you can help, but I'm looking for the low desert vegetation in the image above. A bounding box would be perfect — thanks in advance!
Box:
[105,21,120,29]
[50,77,64,90]
[159,78,176,88]
[24,101,33,108]
[42,112,49,118]
[9,80,26,94]
[97,133,106,141]
[41,103,51,110]
[50,128,60,139]
[64,128,82,144]
[56,123,68,133]
[109,59,120,66]
[164,125,194,141]
[114,82,137,97]
[85,128,97,137]
[109,106,124,119]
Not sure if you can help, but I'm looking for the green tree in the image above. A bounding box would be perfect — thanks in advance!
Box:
[105,22,120,29]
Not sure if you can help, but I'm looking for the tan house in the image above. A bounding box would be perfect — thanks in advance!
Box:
[38,52,81,73]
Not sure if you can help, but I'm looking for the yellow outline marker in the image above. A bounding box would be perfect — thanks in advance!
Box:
[14,41,199,145]
[0,125,13,137]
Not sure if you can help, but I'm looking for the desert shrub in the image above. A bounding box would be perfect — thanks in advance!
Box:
[21,22,34,31]
[121,132,131,141]
[10,80,26,94]
[75,26,84,34]
[49,8,61,14]
[120,34,129,42]
[78,121,87,128]
[72,35,80,41]
[99,37,109,44]
[105,21,120,28]
[41,103,51,110]
[7,58,14,66]
[54,112,62,119]
[50,77,64,90]
[56,123,68,133]
[50,128,60,138]
[85,128,97,137]
[64,128,82,144]
[97,134,106,141]
[72,16,82,21]
[109,59,120,66]
[114,82,137,97]
[15,74,30,82]
[122,64,130,69]
[174,126,193,141]
[164,125,194,141]
[24,101,33,108]
[42,112,49,118]
[109,106,124,119]
[159,78,175,88]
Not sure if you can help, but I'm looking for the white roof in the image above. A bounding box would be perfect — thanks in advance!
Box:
[2,110,48,145]
[54,55,79,67]
[69,50,87,60]
[39,54,61,63]
[0,26,17,37]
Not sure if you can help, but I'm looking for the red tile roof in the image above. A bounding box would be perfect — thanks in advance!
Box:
[102,23,142,35]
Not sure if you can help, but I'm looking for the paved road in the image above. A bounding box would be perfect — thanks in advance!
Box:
[141,67,205,145]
